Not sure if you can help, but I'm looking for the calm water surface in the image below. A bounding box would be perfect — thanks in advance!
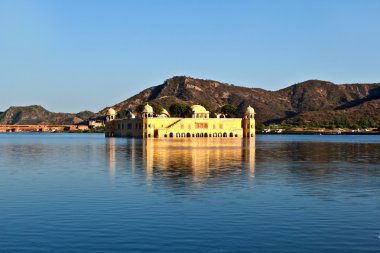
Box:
[0,133,379,252]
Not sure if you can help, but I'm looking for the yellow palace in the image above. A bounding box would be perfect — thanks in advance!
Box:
[105,104,255,138]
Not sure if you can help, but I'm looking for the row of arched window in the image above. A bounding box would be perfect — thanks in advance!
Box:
[164,132,238,138]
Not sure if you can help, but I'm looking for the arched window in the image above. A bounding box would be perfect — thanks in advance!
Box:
[176,133,180,137]
[223,133,227,137]
[187,133,191,137]
[169,133,174,138]
[229,133,233,137]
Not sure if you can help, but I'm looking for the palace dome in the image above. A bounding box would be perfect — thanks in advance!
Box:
[160,108,170,116]
[245,105,255,115]
[107,108,116,116]
[127,111,136,119]
[143,104,154,113]
[191,105,209,114]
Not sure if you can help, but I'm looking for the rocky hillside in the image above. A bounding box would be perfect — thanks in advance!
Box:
[98,76,380,125]
[98,76,296,124]
[276,80,380,125]
[0,105,94,125]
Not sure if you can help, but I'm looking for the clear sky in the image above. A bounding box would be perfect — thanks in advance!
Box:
[1,0,380,113]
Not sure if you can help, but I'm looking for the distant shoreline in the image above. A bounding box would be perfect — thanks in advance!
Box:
[1,131,379,135]
[258,132,380,135]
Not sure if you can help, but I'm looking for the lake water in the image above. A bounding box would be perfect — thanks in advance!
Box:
[0,133,379,252]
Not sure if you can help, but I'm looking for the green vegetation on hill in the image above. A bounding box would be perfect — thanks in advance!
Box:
[169,102,190,117]
[219,104,237,117]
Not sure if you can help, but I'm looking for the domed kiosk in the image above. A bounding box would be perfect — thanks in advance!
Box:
[191,105,210,118]
[245,105,255,119]
[157,108,170,118]
[106,108,117,122]
[142,104,154,118]
[243,105,256,137]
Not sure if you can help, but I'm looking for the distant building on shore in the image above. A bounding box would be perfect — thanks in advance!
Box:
[105,104,255,138]
[88,119,105,128]
[0,124,88,133]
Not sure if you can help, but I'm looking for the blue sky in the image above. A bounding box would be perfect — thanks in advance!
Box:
[1,0,380,112]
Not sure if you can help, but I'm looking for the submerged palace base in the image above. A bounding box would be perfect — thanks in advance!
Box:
[105,104,256,138]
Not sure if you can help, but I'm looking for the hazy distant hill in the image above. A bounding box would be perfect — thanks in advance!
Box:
[98,76,380,125]
[0,105,94,125]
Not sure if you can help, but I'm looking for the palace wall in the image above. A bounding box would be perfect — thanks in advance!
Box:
[105,117,255,138]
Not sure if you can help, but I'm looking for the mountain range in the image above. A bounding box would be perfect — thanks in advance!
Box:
[1,76,379,126]
[98,76,380,125]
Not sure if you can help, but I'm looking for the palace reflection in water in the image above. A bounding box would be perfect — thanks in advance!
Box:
[106,136,380,190]
[106,138,256,185]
